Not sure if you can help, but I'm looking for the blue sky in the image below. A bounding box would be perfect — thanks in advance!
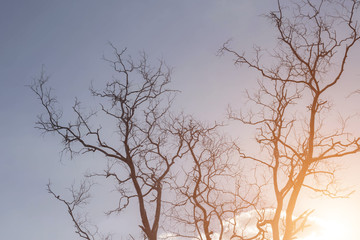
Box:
[2,0,360,239]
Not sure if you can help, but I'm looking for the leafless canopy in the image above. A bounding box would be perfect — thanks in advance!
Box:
[164,116,261,240]
[220,0,360,239]
[31,1,360,239]
[31,45,185,240]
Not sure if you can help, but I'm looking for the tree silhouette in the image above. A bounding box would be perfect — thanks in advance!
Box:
[164,116,260,240]
[220,0,360,239]
[31,45,185,240]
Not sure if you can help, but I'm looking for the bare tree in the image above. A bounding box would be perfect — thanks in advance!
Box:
[164,116,261,240]
[31,46,185,240]
[220,0,360,239]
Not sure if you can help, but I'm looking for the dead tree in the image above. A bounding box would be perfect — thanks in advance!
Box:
[31,46,184,240]
[220,0,360,239]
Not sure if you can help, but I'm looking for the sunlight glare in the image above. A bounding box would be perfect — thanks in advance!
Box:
[300,217,350,240]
